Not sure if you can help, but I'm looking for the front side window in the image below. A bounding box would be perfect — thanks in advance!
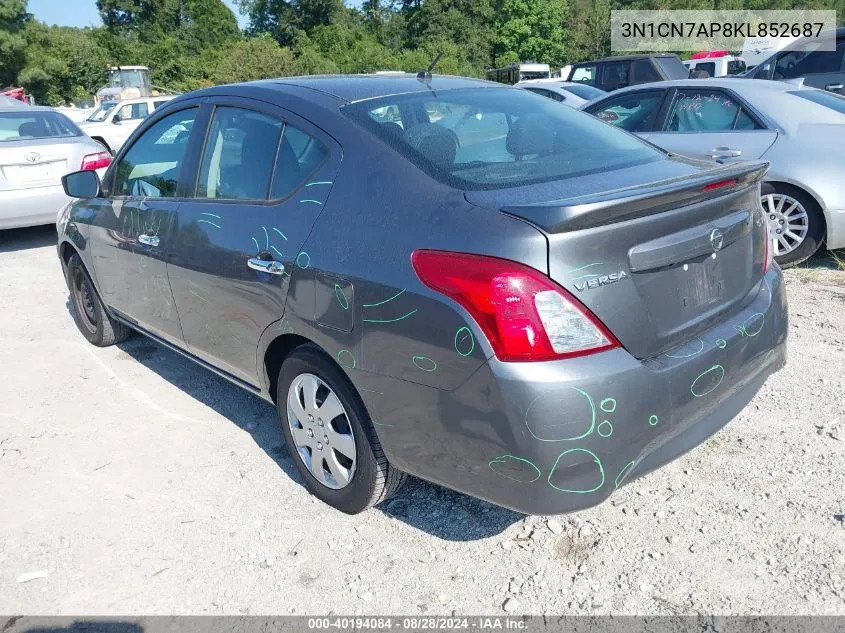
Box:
[774,40,845,79]
[113,108,198,198]
[696,62,716,77]
[571,65,597,85]
[117,102,149,121]
[0,111,81,142]
[727,59,747,75]
[599,62,629,90]
[344,88,662,190]
[665,90,762,132]
[588,91,664,132]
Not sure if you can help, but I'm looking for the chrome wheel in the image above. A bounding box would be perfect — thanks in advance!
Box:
[286,373,357,490]
[761,192,809,257]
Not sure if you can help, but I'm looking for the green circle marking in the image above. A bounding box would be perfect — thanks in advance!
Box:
[337,349,355,369]
[690,364,725,398]
[523,387,596,442]
[737,312,765,337]
[548,448,605,494]
[597,420,613,437]
[454,326,475,357]
[665,337,704,359]
[600,397,616,413]
[615,460,635,489]
[334,284,349,310]
[488,455,542,484]
[411,355,437,372]
[716,339,727,349]
[295,252,311,269]
[648,414,659,426]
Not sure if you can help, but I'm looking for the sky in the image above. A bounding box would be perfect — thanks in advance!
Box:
[29,0,249,29]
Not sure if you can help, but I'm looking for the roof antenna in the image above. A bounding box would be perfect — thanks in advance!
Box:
[417,50,444,84]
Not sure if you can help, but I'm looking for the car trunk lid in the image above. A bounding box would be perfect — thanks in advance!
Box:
[0,140,79,191]
[466,160,769,359]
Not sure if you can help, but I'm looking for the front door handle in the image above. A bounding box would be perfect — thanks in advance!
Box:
[247,257,285,275]
[137,233,159,247]
[710,147,742,159]
[825,83,843,91]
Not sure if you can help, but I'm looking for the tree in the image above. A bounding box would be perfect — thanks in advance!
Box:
[238,0,345,46]
[0,0,29,88]
[214,35,296,83]
[406,0,495,73]
[493,0,568,66]
[567,0,610,61]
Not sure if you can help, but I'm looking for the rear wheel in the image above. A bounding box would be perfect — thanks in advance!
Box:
[760,183,824,268]
[276,345,405,514]
[65,253,131,346]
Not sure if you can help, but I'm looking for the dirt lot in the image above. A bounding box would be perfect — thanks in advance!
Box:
[1,225,843,616]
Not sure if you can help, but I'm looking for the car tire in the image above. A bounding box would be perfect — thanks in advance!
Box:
[277,344,406,514]
[65,253,131,346]
[760,183,825,268]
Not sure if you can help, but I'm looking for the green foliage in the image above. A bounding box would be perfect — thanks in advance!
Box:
[213,35,296,83]
[493,0,568,66]
[0,0,29,87]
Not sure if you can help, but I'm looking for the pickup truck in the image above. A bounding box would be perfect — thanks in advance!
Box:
[78,95,176,154]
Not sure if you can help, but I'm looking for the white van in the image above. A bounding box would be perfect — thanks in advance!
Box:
[741,36,800,69]
[683,54,747,77]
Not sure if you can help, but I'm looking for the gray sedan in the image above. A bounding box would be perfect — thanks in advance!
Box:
[582,78,845,266]
[0,105,111,230]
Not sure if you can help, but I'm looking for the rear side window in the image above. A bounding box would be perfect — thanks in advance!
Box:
[655,56,691,80]
[113,108,197,198]
[0,111,81,142]
[631,60,661,83]
[344,88,661,190]
[588,91,664,132]
[727,59,747,75]
[695,62,716,77]
[789,89,845,115]
[570,65,597,86]
[599,62,629,90]
[665,90,763,132]
[271,124,328,199]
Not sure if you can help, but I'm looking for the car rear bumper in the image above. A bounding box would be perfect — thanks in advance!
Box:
[367,267,787,515]
[0,185,70,230]
[824,207,845,250]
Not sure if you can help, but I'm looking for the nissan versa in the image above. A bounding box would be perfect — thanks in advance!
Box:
[57,75,787,515]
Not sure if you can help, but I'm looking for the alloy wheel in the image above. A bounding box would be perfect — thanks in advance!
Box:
[286,373,357,490]
[761,192,809,257]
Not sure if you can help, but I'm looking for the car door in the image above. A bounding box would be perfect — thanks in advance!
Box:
[166,97,341,386]
[772,37,845,93]
[111,100,151,149]
[89,102,204,345]
[643,88,778,162]
[584,89,668,133]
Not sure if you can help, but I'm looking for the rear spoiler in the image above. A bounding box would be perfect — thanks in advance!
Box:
[500,161,768,234]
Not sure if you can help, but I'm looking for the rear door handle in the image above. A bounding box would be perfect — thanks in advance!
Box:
[137,233,159,247]
[825,83,843,91]
[247,257,285,275]
[710,147,742,159]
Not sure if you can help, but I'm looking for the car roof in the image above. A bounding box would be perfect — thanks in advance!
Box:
[601,77,798,96]
[262,73,501,103]
[574,54,679,64]
[0,105,61,113]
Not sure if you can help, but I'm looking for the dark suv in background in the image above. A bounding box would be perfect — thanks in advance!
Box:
[744,27,845,94]
[567,54,689,92]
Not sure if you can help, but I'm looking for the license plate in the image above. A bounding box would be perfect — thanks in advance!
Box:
[4,162,63,184]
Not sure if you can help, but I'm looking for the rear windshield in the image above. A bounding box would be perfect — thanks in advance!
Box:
[655,56,690,80]
[563,84,606,101]
[343,88,661,190]
[0,111,82,142]
[789,89,845,115]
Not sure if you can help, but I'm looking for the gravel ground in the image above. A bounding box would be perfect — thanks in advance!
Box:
[1,225,843,616]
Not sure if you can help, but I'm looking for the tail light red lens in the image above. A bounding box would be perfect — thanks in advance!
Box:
[81,151,111,171]
[411,250,619,362]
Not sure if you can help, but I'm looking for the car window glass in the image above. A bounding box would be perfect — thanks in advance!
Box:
[632,60,660,83]
[665,90,762,132]
[344,88,662,190]
[696,62,716,77]
[0,111,81,141]
[571,65,597,85]
[774,40,845,79]
[600,62,629,90]
[153,100,171,110]
[590,92,663,132]
[118,103,149,121]
[789,89,845,115]
[197,107,282,200]
[271,124,328,199]
[113,108,197,198]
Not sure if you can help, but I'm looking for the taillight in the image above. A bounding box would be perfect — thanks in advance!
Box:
[703,178,738,191]
[411,250,619,362]
[81,151,111,171]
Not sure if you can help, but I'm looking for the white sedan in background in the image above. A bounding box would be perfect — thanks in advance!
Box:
[0,105,111,230]
[514,80,606,107]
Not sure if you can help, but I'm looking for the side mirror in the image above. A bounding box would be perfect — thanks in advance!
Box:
[62,170,101,198]
[112,114,122,124]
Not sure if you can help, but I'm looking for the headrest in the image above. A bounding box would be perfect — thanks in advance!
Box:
[506,113,554,157]
[18,121,46,138]
[404,123,459,170]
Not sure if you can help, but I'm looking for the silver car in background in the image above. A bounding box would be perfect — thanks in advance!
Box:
[0,106,111,230]
[583,78,845,266]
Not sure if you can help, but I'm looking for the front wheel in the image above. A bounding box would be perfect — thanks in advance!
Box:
[276,345,406,514]
[760,183,825,268]
[65,253,131,346]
